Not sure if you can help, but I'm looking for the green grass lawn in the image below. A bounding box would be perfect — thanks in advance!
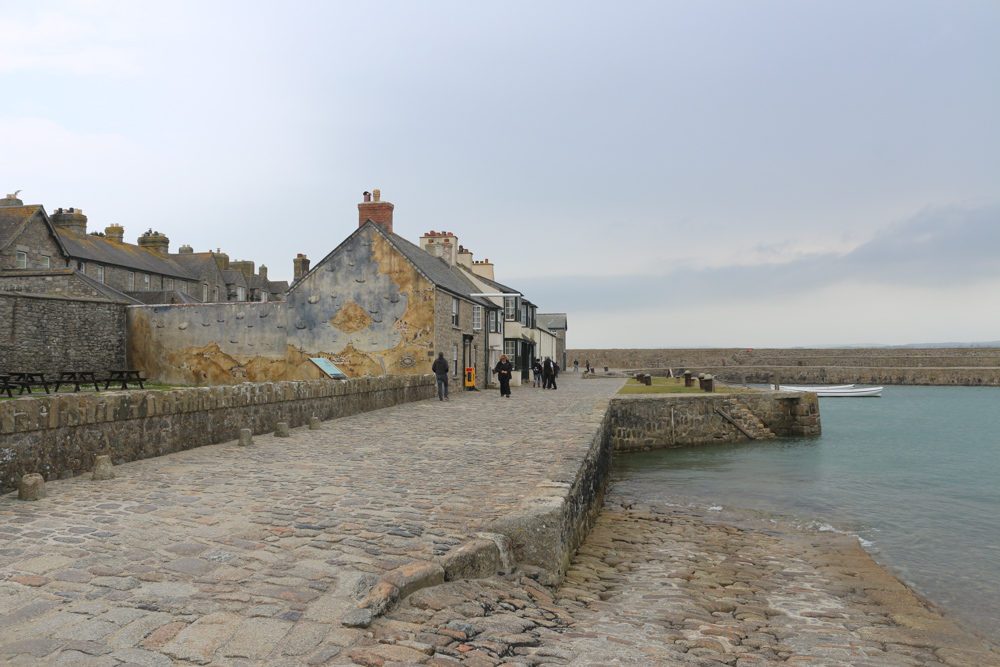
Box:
[1,382,176,400]
[617,377,758,395]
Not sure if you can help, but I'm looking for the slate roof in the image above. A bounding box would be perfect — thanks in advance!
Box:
[0,205,68,257]
[248,274,266,289]
[267,280,289,296]
[170,252,222,280]
[221,269,249,287]
[379,225,493,307]
[72,270,144,304]
[58,231,196,280]
[537,313,567,330]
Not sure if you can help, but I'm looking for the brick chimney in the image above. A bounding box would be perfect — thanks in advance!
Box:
[105,224,124,244]
[1,193,24,207]
[457,244,473,269]
[293,253,310,280]
[231,260,254,278]
[213,249,229,270]
[178,244,194,254]
[258,264,268,280]
[358,188,394,233]
[471,258,494,281]
[50,208,88,236]
[419,230,458,265]
[138,229,170,257]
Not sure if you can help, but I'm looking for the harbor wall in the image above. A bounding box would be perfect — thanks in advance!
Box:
[608,391,820,453]
[569,347,1000,386]
[0,374,435,494]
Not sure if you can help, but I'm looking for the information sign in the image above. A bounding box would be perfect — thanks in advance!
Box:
[309,357,347,379]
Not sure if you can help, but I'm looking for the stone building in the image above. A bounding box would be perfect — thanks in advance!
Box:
[537,313,568,370]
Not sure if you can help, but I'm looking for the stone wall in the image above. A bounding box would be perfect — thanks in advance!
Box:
[0,374,435,494]
[608,392,821,453]
[0,269,113,299]
[0,210,65,271]
[569,348,1000,386]
[0,292,127,378]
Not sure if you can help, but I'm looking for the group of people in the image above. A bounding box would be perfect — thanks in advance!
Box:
[433,352,573,400]
[530,357,560,390]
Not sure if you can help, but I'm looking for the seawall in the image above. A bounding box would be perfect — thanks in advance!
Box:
[0,374,435,494]
[569,346,1000,386]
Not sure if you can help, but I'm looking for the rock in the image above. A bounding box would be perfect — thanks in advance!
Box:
[360,582,400,617]
[341,608,373,628]
[238,428,253,447]
[275,422,290,437]
[18,473,45,501]
[442,539,500,581]
[309,416,321,430]
[382,560,445,599]
[92,455,115,480]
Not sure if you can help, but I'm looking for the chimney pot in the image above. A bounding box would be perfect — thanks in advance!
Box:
[363,191,371,202]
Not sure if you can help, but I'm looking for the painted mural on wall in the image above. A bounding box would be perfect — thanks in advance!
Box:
[126,302,309,385]
[286,225,436,378]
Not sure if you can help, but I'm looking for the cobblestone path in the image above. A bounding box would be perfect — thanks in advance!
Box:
[0,375,621,665]
[3,375,997,666]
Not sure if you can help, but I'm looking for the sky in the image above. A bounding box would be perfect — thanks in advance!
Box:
[1,1,997,348]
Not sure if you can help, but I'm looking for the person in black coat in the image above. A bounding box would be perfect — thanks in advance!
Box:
[494,354,513,398]
[543,357,557,390]
[432,352,450,401]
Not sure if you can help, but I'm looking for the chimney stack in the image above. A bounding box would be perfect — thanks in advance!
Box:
[259,264,268,280]
[213,249,229,270]
[419,230,458,265]
[231,260,255,278]
[105,223,124,244]
[457,244,473,268]
[138,229,170,257]
[178,244,194,254]
[1,193,24,207]
[358,188,394,233]
[293,253,310,280]
[471,258,495,281]
[50,208,88,236]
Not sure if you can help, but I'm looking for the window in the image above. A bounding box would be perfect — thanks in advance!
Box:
[504,340,518,368]
[488,309,498,333]
[504,296,517,321]
[452,344,459,377]
[128,272,135,291]
[473,305,482,330]
[40,256,50,269]
[214,286,219,301]
[237,286,246,301]
[261,291,268,303]
[451,297,459,327]
[167,278,174,289]
[520,303,527,326]
[16,252,26,269]
[96,265,104,283]
[202,284,208,301]
[144,274,150,290]
[77,261,85,272]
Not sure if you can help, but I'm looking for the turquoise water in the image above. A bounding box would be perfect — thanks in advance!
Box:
[610,385,1000,641]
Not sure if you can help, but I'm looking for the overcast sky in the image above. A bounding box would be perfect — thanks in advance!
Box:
[2,1,997,348]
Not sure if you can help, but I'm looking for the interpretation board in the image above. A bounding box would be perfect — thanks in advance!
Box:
[309,357,347,379]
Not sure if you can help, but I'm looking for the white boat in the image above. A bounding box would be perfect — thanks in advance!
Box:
[771,384,855,391]
[776,384,883,397]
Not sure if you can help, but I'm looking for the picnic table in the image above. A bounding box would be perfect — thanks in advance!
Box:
[104,369,146,390]
[4,372,51,395]
[53,371,102,393]
[0,374,13,398]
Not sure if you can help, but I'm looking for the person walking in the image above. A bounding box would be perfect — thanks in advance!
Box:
[494,354,513,398]
[574,359,579,372]
[532,359,542,387]
[585,360,591,373]
[432,352,450,401]
[542,357,556,390]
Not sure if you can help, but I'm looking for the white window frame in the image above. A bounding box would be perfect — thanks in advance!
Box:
[16,252,26,269]
[261,291,268,303]
[504,340,518,363]
[504,296,517,321]
[452,344,459,377]
[451,297,460,327]
[128,272,135,291]
[96,265,104,283]
[237,286,246,301]
[77,260,85,272]
[202,283,208,301]
[214,286,220,301]
[520,303,527,326]
[40,255,50,269]
[473,304,482,330]
[144,274,150,290]
[167,278,174,289]
[488,309,497,333]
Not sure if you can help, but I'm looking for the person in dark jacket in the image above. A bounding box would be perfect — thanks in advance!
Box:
[494,354,513,398]
[543,357,557,390]
[532,359,542,387]
[432,352,450,401]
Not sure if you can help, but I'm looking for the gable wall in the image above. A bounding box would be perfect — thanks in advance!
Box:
[0,213,66,271]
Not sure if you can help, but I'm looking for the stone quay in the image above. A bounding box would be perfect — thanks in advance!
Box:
[2,375,998,666]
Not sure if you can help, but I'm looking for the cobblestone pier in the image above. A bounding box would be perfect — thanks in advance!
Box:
[2,375,998,666]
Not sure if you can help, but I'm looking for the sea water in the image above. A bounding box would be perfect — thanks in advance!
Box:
[610,385,1000,642]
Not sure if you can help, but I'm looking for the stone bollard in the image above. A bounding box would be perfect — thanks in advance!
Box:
[703,374,714,393]
[698,373,706,390]
[684,370,694,388]
[18,474,46,501]
[275,422,290,437]
[309,416,321,430]
[239,428,253,447]
[92,455,116,480]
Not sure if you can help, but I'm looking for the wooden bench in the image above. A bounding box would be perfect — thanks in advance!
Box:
[53,371,102,393]
[104,370,146,390]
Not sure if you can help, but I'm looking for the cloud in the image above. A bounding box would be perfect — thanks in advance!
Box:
[516,203,1000,314]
